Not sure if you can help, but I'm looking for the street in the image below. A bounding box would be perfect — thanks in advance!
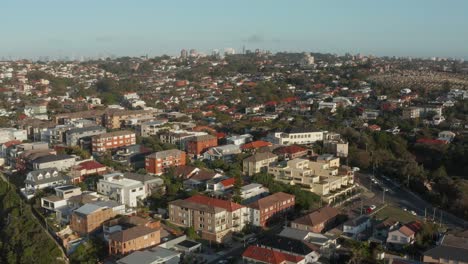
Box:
[354,172,468,230]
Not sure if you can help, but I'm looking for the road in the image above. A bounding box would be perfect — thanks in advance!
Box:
[355,172,468,230]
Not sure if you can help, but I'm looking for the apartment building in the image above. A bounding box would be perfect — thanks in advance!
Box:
[240,183,269,202]
[32,154,76,171]
[402,107,421,119]
[186,135,218,158]
[92,130,136,153]
[41,185,82,223]
[97,172,146,207]
[0,128,27,144]
[139,120,169,137]
[242,152,278,176]
[53,110,106,125]
[323,138,348,158]
[145,149,186,175]
[40,125,73,145]
[70,200,125,235]
[168,195,248,243]
[108,225,161,256]
[103,109,156,129]
[247,192,295,227]
[65,125,107,146]
[267,128,324,145]
[268,155,355,203]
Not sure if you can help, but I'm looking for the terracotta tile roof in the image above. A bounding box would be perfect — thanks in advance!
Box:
[2,140,22,148]
[241,140,272,150]
[185,195,244,212]
[220,178,235,187]
[242,245,304,264]
[77,160,106,170]
[399,225,415,237]
[248,192,295,210]
[274,145,308,155]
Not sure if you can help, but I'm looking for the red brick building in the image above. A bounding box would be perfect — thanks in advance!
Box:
[247,192,295,227]
[92,130,136,153]
[186,135,217,158]
[145,149,186,175]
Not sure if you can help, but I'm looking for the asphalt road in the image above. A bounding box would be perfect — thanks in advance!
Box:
[355,172,468,230]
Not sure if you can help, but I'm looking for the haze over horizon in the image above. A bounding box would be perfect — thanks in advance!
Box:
[2,0,468,60]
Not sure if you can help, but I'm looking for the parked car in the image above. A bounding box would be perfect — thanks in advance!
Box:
[246,237,257,244]
[410,210,417,216]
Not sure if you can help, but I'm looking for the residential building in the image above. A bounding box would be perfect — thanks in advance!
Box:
[31,154,76,171]
[97,172,146,207]
[24,168,66,191]
[113,144,152,169]
[70,200,125,235]
[206,177,235,193]
[69,160,108,183]
[0,128,27,144]
[243,152,278,176]
[203,144,241,161]
[65,126,107,147]
[242,245,306,264]
[139,120,169,137]
[323,133,349,158]
[168,195,248,243]
[273,145,309,160]
[240,183,269,203]
[423,232,468,264]
[387,221,422,245]
[186,135,218,158]
[117,247,181,264]
[247,192,295,227]
[226,134,253,145]
[145,149,186,175]
[343,215,371,238]
[402,107,420,119]
[40,125,73,145]
[123,173,164,196]
[266,128,324,145]
[291,206,339,233]
[109,225,161,256]
[41,185,82,223]
[103,109,157,129]
[268,156,355,203]
[92,130,136,153]
[256,235,320,263]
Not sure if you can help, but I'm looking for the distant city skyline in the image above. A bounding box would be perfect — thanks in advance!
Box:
[2,0,468,60]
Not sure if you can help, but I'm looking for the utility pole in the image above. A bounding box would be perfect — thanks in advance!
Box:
[382,189,386,203]
[433,208,436,221]
[360,199,363,216]
[424,208,427,222]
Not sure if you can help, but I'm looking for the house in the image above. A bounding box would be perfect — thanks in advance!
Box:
[168,195,248,243]
[257,235,320,263]
[273,145,308,160]
[279,227,339,258]
[438,131,456,142]
[243,152,278,176]
[97,172,146,207]
[123,173,164,196]
[31,154,76,171]
[368,124,381,131]
[242,245,306,264]
[24,168,66,191]
[343,215,371,238]
[247,192,295,227]
[70,200,125,235]
[41,185,82,223]
[423,232,468,264]
[0,128,28,144]
[69,160,107,184]
[109,225,161,256]
[145,149,187,175]
[92,130,136,153]
[206,177,235,193]
[116,247,181,264]
[291,206,339,233]
[387,221,422,246]
[203,144,241,161]
[240,140,272,152]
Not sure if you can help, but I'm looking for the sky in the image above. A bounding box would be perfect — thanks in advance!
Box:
[1,0,468,59]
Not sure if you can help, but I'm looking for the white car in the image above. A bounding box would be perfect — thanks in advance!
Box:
[369,205,377,210]
[410,210,417,216]
[352,167,360,172]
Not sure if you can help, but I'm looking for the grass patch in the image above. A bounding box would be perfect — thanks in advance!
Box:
[374,205,420,223]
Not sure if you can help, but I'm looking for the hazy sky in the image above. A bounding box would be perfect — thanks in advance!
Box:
[2,0,468,59]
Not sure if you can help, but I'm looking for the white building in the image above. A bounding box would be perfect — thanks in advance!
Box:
[267,129,324,145]
[226,134,253,146]
[0,128,27,144]
[240,183,269,201]
[97,172,146,207]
